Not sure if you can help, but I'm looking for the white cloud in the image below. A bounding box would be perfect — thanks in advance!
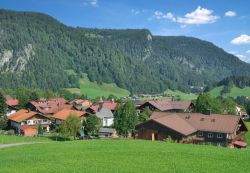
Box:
[231,34,250,45]
[229,51,250,63]
[152,6,218,27]
[153,11,176,21]
[81,0,98,7]
[177,6,218,25]
[247,50,250,54]
[225,11,236,17]
[131,9,140,15]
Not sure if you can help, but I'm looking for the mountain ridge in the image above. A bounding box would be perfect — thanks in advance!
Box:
[0,9,250,94]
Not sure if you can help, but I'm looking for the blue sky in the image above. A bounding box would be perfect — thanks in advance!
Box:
[1,0,250,63]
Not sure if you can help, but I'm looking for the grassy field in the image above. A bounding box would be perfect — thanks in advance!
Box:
[209,86,250,98]
[0,135,70,144]
[67,74,130,99]
[164,89,198,101]
[0,140,250,173]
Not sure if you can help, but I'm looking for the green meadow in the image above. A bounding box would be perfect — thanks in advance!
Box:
[164,89,198,100]
[0,140,250,173]
[0,135,62,144]
[67,73,130,98]
[209,86,250,98]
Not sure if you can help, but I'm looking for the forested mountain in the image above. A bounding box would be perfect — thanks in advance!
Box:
[1,9,250,94]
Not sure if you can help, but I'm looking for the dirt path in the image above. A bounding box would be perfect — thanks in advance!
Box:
[0,142,46,149]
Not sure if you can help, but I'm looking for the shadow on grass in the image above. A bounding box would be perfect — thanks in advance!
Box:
[47,136,71,142]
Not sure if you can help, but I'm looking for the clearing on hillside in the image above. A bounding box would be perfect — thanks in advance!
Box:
[209,86,250,98]
[67,73,130,98]
[164,89,197,100]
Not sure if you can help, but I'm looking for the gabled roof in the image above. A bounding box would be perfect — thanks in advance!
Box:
[8,109,41,123]
[88,101,117,113]
[52,109,87,121]
[6,97,19,107]
[29,99,73,114]
[72,99,92,107]
[153,115,197,136]
[178,113,241,134]
[149,112,242,134]
[142,100,192,111]
[96,108,113,118]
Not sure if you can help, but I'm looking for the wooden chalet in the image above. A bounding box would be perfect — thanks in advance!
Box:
[138,100,194,112]
[136,112,248,148]
[8,109,51,136]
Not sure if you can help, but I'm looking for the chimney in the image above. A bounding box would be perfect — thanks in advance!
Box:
[98,97,104,111]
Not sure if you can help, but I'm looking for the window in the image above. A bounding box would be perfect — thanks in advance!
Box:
[197,131,203,137]
[43,119,48,123]
[208,133,213,138]
[27,120,31,124]
[217,133,223,138]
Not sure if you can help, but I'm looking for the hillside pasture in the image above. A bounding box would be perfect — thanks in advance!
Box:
[209,86,250,98]
[67,74,130,98]
[164,89,197,100]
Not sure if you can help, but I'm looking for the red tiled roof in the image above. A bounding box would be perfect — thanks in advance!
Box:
[149,112,242,134]
[89,101,117,113]
[52,109,87,121]
[6,98,19,107]
[8,109,40,123]
[144,100,192,111]
[30,98,73,114]
[233,141,247,147]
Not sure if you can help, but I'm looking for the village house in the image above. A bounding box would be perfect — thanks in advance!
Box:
[86,100,118,114]
[27,98,75,115]
[136,112,248,148]
[5,96,19,116]
[51,109,88,125]
[96,108,114,127]
[8,109,51,136]
[71,99,93,111]
[138,100,194,113]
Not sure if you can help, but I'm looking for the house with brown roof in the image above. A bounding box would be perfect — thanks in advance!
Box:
[27,98,75,115]
[8,109,51,136]
[138,100,194,112]
[136,112,248,148]
[51,109,88,125]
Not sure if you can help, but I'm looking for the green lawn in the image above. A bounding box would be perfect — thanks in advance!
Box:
[0,140,250,173]
[164,89,198,101]
[209,86,250,98]
[0,135,67,144]
[67,74,130,98]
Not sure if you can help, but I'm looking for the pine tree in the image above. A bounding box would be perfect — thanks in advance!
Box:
[0,91,8,130]
[0,91,7,117]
